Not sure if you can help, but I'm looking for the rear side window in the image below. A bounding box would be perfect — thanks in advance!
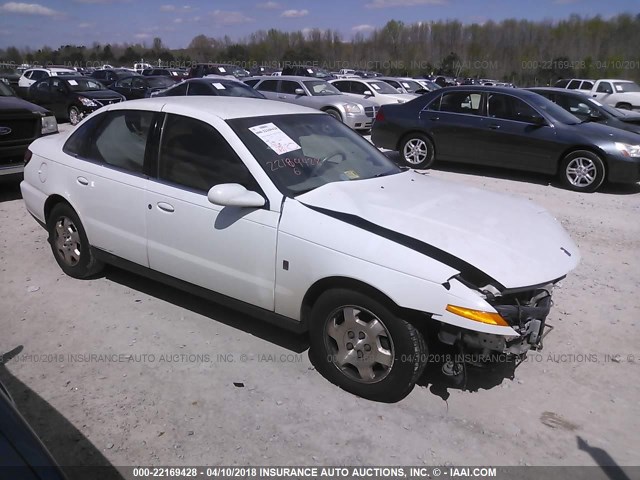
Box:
[567,80,581,90]
[87,110,154,173]
[332,81,350,93]
[187,82,211,96]
[429,91,483,115]
[63,114,106,157]
[555,79,569,88]
[158,114,257,192]
[256,80,278,92]
[279,80,300,94]
[165,82,188,96]
[581,81,594,90]
[244,79,260,88]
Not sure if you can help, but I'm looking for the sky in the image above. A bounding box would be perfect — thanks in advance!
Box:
[0,0,638,50]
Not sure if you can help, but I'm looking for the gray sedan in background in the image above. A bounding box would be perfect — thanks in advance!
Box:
[329,78,416,106]
[245,75,379,132]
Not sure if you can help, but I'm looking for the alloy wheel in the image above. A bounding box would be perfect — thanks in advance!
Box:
[53,216,82,266]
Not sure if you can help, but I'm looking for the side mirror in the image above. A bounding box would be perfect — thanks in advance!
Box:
[529,114,547,126]
[207,183,265,208]
[294,88,306,96]
[588,110,602,120]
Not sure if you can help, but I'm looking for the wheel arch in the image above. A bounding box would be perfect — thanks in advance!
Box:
[44,194,76,223]
[320,106,342,121]
[556,146,608,176]
[300,276,432,330]
[396,129,435,152]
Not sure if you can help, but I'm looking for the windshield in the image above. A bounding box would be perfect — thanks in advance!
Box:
[227,113,400,196]
[207,80,265,98]
[148,77,176,88]
[613,82,640,93]
[366,81,398,94]
[0,82,15,96]
[527,94,581,125]
[303,80,341,96]
[399,80,423,93]
[66,78,105,91]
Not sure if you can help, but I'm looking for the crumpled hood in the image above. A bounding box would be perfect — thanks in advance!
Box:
[296,171,580,289]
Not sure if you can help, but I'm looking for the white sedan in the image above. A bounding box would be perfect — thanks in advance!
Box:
[21,97,580,402]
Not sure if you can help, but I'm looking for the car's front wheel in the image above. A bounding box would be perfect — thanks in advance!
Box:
[560,150,606,192]
[309,289,427,402]
[399,133,435,169]
[47,203,103,278]
[68,106,81,125]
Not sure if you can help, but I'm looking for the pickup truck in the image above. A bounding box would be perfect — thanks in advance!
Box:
[589,79,640,110]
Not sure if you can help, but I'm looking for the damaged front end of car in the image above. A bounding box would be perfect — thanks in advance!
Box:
[436,277,561,384]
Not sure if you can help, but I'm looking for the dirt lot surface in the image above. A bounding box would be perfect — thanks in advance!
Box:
[1,124,639,479]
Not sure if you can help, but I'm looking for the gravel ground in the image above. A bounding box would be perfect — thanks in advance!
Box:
[1,123,639,479]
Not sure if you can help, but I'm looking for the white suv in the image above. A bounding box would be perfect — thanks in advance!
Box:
[18,67,77,91]
[21,97,579,402]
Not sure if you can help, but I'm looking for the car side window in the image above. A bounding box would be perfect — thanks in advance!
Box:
[488,94,539,122]
[280,81,300,94]
[87,110,154,173]
[244,79,260,88]
[351,82,369,95]
[567,80,581,90]
[256,80,278,92]
[132,77,145,89]
[158,114,257,193]
[596,82,613,94]
[166,82,188,96]
[31,71,46,81]
[431,92,482,115]
[582,81,594,90]
[118,77,133,88]
[63,113,106,158]
[187,82,211,96]
[331,81,350,93]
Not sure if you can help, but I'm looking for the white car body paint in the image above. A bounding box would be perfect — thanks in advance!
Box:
[21,97,579,341]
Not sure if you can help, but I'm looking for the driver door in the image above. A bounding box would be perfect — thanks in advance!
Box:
[145,113,279,310]
[592,81,613,102]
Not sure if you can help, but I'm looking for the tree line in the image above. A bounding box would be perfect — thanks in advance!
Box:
[2,13,640,85]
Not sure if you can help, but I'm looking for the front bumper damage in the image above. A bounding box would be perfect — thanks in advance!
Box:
[437,281,557,374]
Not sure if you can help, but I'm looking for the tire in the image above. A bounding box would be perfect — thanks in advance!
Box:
[68,106,81,125]
[616,103,632,111]
[399,133,435,169]
[309,288,427,402]
[47,203,103,278]
[324,108,342,122]
[559,150,606,193]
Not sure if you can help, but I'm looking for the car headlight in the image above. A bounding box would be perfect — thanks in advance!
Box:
[342,103,363,114]
[41,115,58,135]
[446,304,509,327]
[78,96,97,107]
[615,142,640,158]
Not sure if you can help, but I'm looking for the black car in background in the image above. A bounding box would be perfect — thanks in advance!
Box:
[528,87,640,135]
[0,378,67,479]
[371,86,640,192]
[187,63,249,79]
[90,68,138,87]
[109,75,177,100]
[142,68,188,80]
[29,76,124,125]
[0,81,57,178]
[154,78,265,98]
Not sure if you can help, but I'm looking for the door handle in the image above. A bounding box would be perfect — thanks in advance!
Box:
[278,95,287,99]
[430,116,440,121]
[157,202,175,213]
[489,123,501,130]
[592,95,597,98]
[77,176,89,186]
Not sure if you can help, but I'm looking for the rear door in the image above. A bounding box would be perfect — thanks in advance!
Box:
[60,109,154,266]
[49,78,68,118]
[418,90,486,162]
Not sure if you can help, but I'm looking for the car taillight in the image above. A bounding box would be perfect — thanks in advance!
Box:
[24,148,33,166]
[375,109,385,122]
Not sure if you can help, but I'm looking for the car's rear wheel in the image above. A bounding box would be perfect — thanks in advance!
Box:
[68,106,81,125]
[324,108,342,122]
[399,133,435,169]
[309,288,427,402]
[47,203,103,278]
[560,150,606,192]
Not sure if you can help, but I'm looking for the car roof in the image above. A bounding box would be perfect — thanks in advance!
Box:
[598,79,634,82]
[258,75,327,82]
[105,96,316,119]
[527,87,589,96]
